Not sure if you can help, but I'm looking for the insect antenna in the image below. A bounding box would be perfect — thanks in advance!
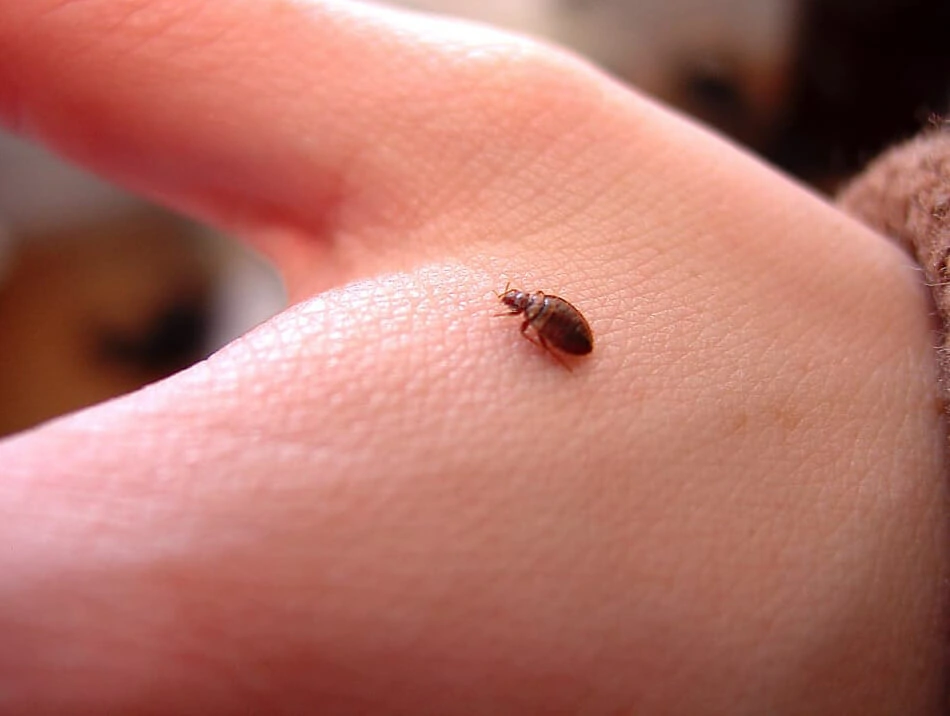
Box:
[493,280,512,299]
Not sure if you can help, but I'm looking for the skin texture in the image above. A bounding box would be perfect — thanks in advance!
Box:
[0,0,947,713]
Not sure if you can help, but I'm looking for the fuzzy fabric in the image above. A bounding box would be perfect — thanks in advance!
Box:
[838,129,950,412]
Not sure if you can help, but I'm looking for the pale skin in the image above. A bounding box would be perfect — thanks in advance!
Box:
[0,0,947,713]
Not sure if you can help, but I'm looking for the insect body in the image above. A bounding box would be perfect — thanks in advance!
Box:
[497,286,593,365]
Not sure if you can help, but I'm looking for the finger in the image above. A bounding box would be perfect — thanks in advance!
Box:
[0,0,612,293]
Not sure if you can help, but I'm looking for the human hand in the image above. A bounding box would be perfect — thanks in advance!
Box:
[0,0,946,713]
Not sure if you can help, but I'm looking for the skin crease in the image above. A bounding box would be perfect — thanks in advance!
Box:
[0,0,947,713]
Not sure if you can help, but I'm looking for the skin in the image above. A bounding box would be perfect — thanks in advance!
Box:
[0,0,946,713]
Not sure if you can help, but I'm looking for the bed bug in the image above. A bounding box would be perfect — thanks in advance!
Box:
[496,284,593,368]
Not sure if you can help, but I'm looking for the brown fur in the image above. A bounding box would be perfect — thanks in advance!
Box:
[838,127,950,412]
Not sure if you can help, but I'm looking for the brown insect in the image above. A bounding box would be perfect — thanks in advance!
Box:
[496,284,594,368]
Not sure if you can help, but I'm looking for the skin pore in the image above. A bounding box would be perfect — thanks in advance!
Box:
[0,0,946,713]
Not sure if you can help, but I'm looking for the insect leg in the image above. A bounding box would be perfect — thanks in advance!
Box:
[518,321,573,371]
[519,319,543,346]
[537,333,573,372]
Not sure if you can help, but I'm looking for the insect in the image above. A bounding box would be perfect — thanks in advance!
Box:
[496,284,594,368]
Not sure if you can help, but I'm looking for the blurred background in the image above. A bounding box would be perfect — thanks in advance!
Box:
[1,0,949,437]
